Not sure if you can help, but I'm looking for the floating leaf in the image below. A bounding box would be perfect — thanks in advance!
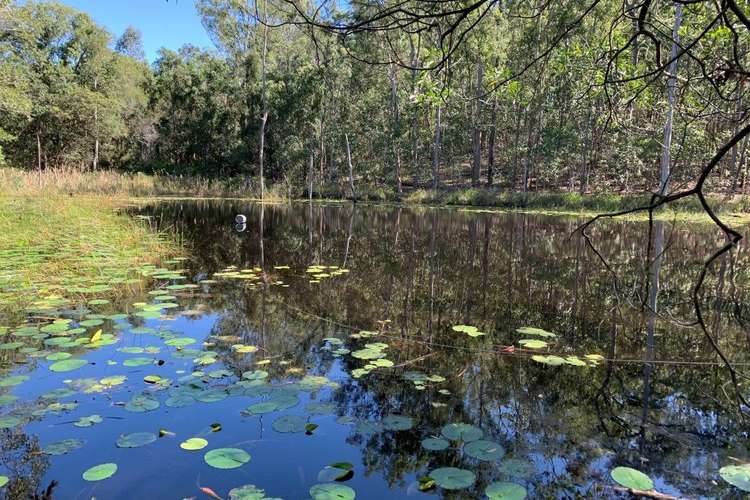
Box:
[309,483,356,500]
[272,415,306,433]
[74,414,103,427]
[0,416,21,429]
[719,463,750,492]
[516,327,556,338]
[318,462,354,482]
[49,359,87,372]
[382,415,413,431]
[486,482,527,499]
[0,375,29,387]
[124,395,159,413]
[0,476,7,488]
[180,437,208,451]
[451,325,485,337]
[204,448,251,469]
[518,339,547,349]
[229,484,280,499]
[610,467,654,490]
[464,440,505,461]
[429,467,476,490]
[116,432,157,448]
[422,437,450,451]
[82,463,117,481]
[44,438,85,455]
[441,423,483,442]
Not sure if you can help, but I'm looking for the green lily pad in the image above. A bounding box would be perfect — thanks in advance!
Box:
[422,437,450,451]
[49,359,88,372]
[429,467,476,490]
[486,482,528,499]
[464,440,505,461]
[272,415,306,433]
[43,438,86,455]
[74,414,103,427]
[451,325,485,337]
[0,476,7,487]
[309,483,356,500]
[441,423,483,442]
[82,463,117,481]
[610,467,654,490]
[180,437,208,450]
[229,484,281,499]
[317,462,354,482]
[516,327,556,338]
[382,415,413,431]
[0,416,21,428]
[0,375,29,387]
[518,339,547,349]
[124,395,159,413]
[123,357,153,367]
[116,432,157,448]
[204,448,251,469]
[719,463,750,492]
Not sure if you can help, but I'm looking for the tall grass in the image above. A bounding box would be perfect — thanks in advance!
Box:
[0,173,179,319]
[0,167,288,200]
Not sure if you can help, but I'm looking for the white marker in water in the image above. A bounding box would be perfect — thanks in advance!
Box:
[235,214,247,224]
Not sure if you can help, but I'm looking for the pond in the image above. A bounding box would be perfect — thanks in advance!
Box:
[1,199,750,499]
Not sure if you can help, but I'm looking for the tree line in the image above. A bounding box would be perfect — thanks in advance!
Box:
[0,0,748,196]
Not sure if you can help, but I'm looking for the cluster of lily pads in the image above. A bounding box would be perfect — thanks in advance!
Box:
[305,264,349,284]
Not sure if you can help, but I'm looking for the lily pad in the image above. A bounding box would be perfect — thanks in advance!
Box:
[518,339,547,349]
[486,482,528,499]
[49,359,88,372]
[309,483,356,500]
[0,416,21,428]
[0,476,6,487]
[429,467,476,490]
[382,415,413,431]
[180,437,208,450]
[124,395,159,413]
[44,438,86,455]
[204,448,251,469]
[516,327,556,338]
[82,463,117,481]
[464,439,505,461]
[719,463,750,492]
[422,437,450,451]
[317,462,354,482]
[272,415,306,433]
[610,467,654,490]
[441,423,483,442]
[116,432,157,448]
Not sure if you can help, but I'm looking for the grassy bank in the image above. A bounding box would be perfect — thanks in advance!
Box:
[3,167,749,220]
[0,193,177,320]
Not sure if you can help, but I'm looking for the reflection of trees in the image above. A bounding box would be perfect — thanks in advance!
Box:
[139,200,750,496]
[0,430,49,499]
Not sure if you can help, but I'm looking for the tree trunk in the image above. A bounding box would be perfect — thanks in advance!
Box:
[345,133,356,199]
[432,105,441,189]
[308,148,314,201]
[258,0,269,199]
[93,76,99,171]
[487,98,497,186]
[471,61,484,187]
[659,2,683,196]
[388,59,403,193]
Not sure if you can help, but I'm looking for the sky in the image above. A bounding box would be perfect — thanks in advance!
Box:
[58,0,214,62]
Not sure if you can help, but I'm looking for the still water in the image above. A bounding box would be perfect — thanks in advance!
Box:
[1,200,750,499]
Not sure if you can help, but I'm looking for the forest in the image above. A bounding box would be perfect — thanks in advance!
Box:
[1,0,749,199]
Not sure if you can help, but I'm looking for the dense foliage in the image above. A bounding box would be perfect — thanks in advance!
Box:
[1,0,748,196]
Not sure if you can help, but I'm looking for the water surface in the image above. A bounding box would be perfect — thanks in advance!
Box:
[1,200,749,499]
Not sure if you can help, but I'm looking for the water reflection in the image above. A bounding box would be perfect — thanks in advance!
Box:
[132,200,750,498]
